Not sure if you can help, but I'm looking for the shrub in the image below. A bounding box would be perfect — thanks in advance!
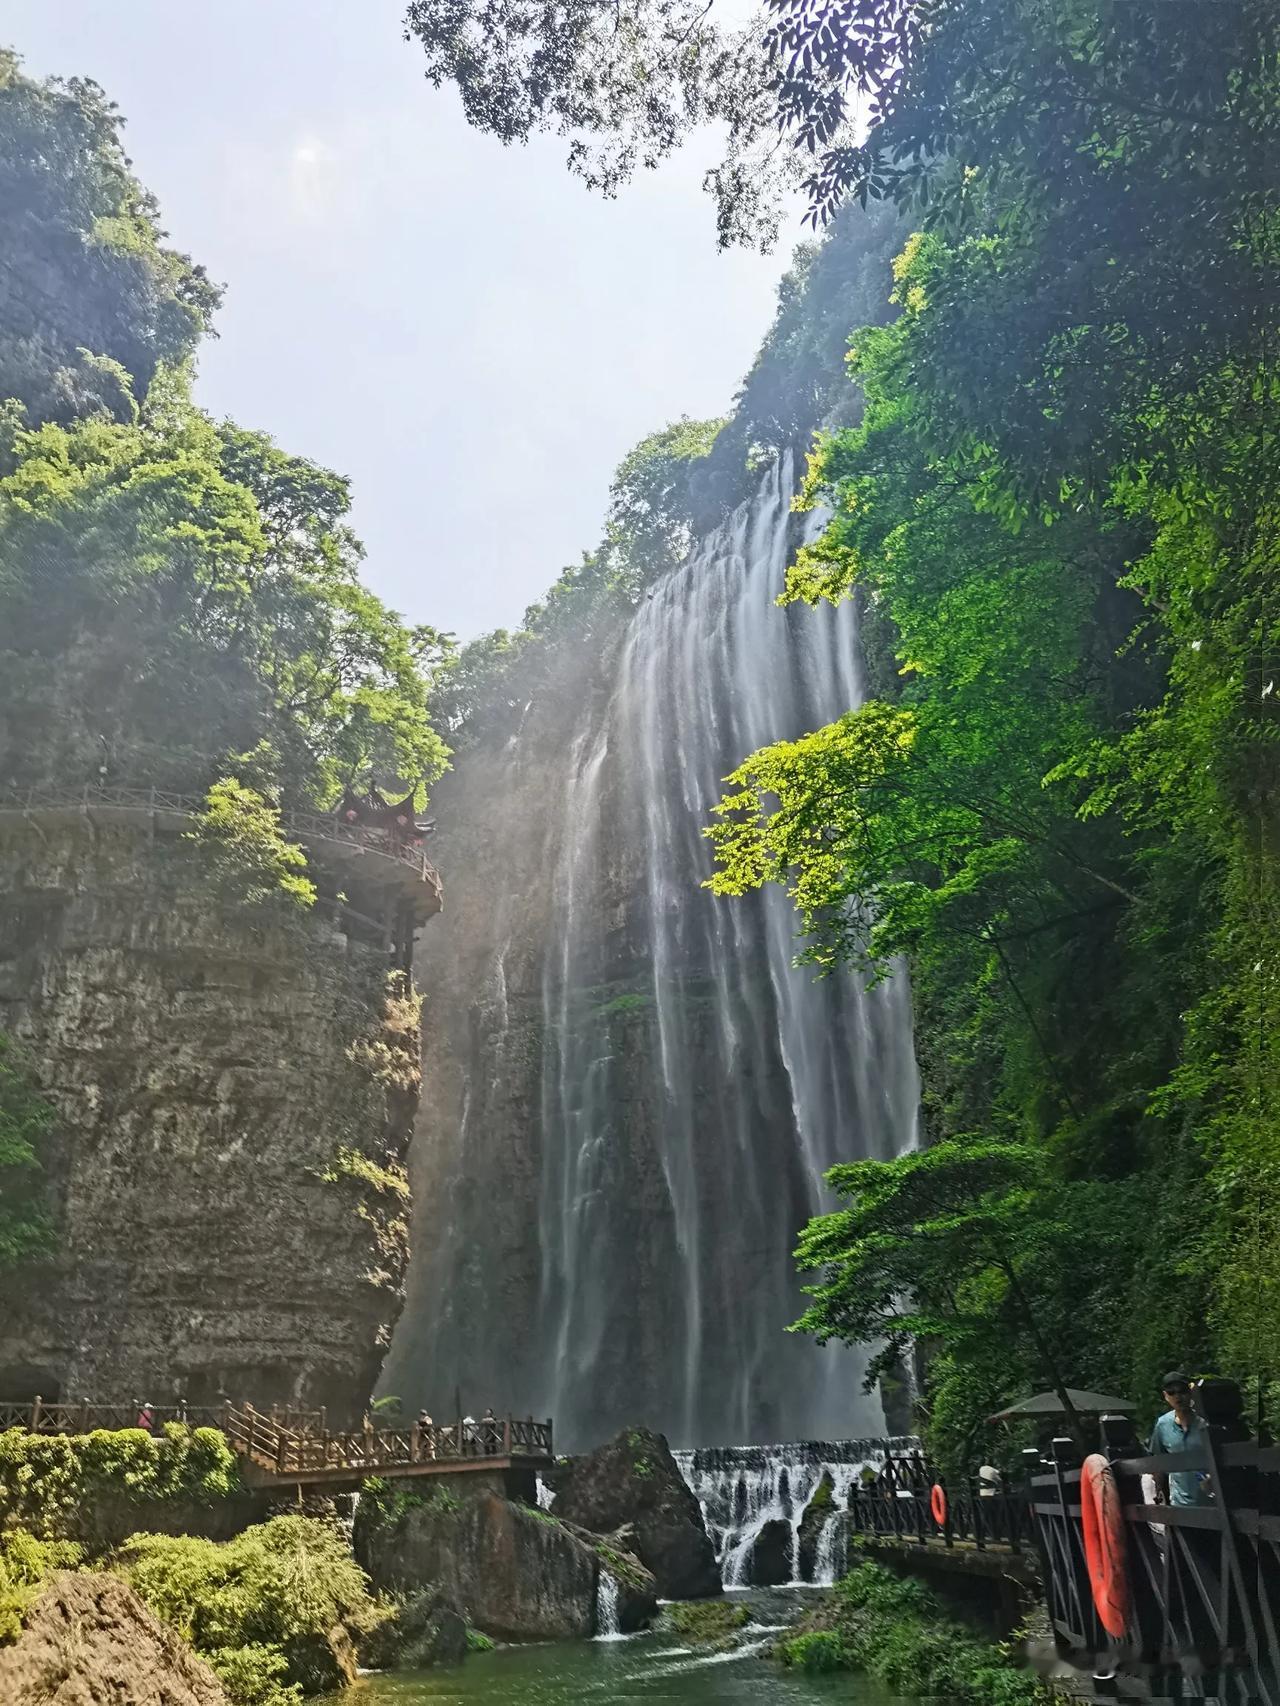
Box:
[778,1560,1049,1704]
[466,1626,494,1652]
[0,1528,83,1643]
[781,1630,849,1672]
[203,1644,300,1706]
[115,1515,379,1704]
[0,1424,239,1540]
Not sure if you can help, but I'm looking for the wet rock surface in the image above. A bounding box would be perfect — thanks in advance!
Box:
[0,1570,229,1705]
[795,1471,835,1581]
[747,1518,793,1586]
[360,1588,470,1670]
[551,1427,721,1599]
[354,1484,656,1642]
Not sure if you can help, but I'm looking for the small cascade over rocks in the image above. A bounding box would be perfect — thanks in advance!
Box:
[674,1438,916,1588]
[594,1570,623,1640]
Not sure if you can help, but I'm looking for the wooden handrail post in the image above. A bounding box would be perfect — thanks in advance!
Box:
[503,1416,512,1457]
[31,1395,41,1433]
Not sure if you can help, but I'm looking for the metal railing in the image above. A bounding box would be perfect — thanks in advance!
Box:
[841,1448,1033,1553]
[0,783,441,888]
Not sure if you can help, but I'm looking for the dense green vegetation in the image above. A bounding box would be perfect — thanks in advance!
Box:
[117,1516,384,1706]
[0,1425,240,1542]
[0,52,447,813]
[778,1559,1048,1704]
[707,7,1279,1453]
[0,1528,83,1644]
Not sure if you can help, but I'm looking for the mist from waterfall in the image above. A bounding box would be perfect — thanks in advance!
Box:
[530,455,920,1447]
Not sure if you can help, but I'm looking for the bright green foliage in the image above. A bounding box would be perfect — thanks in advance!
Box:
[0,1032,55,1271]
[186,780,316,909]
[466,1626,494,1652]
[793,1138,1136,1460]
[0,50,218,426]
[708,0,1278,1449]
[0,56,448,827]
[200,1644,298,1706]
[0,402,447,805]
[0,1425,240,1540]
[603,416,725,595]
[778,1560,1049,1702]
[0,1528,83,1644]
[116,1515,380,1706]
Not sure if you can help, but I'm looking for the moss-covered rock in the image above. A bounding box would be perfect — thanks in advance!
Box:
[550,1428,720,1599]
[666,1598,751,1647]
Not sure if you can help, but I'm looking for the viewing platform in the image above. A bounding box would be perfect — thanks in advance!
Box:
[0,782,443,960]
[0,1398,552,1493]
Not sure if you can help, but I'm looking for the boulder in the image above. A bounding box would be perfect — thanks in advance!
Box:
[550,1428,721,1599]
[355,1484,655,1642]
[359,1588,469,1670]
[747,1518,792,1586]
[280,1621,359,1694]
[796,1471,836,1581]
[0,1571,229,1705]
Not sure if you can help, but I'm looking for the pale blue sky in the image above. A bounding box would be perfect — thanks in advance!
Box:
[9,1,792,639]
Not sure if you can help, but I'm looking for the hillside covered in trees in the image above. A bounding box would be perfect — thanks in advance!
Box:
[426,0,1280,1460]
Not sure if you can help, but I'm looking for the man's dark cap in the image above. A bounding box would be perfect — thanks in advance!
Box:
[1162,1370,1192,1392]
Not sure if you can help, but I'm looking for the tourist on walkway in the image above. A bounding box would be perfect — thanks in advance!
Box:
[1149,1371,1210,1506]
[417,1410,436,1460]
[480,1407,499,1455]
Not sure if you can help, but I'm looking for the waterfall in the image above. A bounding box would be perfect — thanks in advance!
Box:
[533,455,919,1446]
[812,1512,846,1589]
[595,1569,623,1640]
[395,452,920,1449]
[674,1438,912,1587]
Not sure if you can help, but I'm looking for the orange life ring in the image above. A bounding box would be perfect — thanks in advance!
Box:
[930,1482,948,1527]
[1080,1453,1131,1639]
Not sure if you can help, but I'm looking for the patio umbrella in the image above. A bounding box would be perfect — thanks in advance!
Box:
[988,1387,1135,1423]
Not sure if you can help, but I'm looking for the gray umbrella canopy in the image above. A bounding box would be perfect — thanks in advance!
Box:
[988,1387,1136,1422]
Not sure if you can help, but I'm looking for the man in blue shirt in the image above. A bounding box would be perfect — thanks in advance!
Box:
[1149,1370,1211,1506]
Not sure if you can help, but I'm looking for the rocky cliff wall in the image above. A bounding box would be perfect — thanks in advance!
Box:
[0,817,421,1417]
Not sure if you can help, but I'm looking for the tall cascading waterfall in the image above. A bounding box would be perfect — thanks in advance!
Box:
[531,454,919,1446]
[391,453,919,1449]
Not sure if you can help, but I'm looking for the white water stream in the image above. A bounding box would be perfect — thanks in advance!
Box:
[532,457,920,1446]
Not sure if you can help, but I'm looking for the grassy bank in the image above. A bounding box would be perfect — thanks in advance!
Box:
[778,1560,1050,1705]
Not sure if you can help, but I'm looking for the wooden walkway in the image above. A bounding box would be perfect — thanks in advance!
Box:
[0,1399,553,1489]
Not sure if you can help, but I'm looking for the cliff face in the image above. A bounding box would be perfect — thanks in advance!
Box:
[0,816,421,1418]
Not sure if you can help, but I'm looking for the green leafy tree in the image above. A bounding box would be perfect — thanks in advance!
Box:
[0,1034,54,1272]
[795,1138,1136,1460]
[0,50,218,424]
[0,397,448,805]
[186,780,317,910]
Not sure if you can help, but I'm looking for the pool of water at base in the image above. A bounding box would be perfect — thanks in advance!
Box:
[332,1589,909,1706]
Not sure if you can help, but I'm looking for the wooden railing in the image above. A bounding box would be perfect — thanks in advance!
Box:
[0,783,440,888]
[0,1398,553,1480]
[841,1447,1033,1554]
